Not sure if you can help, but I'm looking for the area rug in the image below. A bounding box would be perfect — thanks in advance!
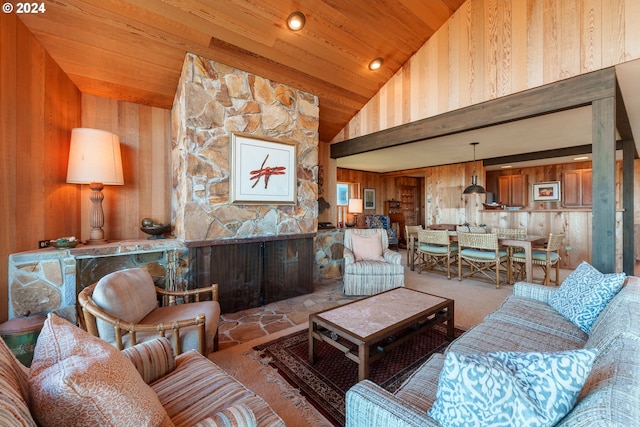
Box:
[254,325,463,426]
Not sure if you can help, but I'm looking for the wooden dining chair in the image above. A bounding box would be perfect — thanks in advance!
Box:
[417,229,458,279]
[495,227,526,282]
[405,225,424,268]
[511,233,565,285]
[495,227,526,239]
[456,225,487,233]
[457,232,509,288]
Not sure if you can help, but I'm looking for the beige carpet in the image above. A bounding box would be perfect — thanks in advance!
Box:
[209,262,574,426]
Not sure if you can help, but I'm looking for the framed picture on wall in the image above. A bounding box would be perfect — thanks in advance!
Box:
[230,133,297,204]
[532,181,561,201]
[363,188,375,210]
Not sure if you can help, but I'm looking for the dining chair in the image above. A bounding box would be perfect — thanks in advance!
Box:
[495,227,526,239]
[456,225,487,233]
[405,225,424,267]
[511,233,565,285]
[495,227,526,282]
[417,229,458,279]
[457,232,509,288]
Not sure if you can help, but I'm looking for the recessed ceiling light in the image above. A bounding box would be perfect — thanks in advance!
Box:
[368,57,384,71]
[573,156,589,160]
[501,165,513,169]
[287,11,306,31]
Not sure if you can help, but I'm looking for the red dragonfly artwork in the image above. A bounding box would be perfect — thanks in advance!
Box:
[250,154,286,189]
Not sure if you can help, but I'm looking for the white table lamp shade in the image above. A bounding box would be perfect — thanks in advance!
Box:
[67,128,124,185]
[348,198,363,214]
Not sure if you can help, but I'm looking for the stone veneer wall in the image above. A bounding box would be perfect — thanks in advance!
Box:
[314,229,344,282]
[172,53,319,241]
[7,240,189,321]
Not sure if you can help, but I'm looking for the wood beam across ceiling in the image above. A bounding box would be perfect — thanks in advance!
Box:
[330,68,617,159]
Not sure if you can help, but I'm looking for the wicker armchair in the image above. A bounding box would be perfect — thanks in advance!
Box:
[417,229,458,279]
[511,233,565,285]
[457,232,509,288]
[343,228,404,296]
[78,268,220,355]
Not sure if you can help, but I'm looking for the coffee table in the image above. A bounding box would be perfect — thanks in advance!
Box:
[308,287,454,381]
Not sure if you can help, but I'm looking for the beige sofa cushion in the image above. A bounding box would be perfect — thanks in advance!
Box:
[121,337,176,384]
[141,301,220,354]
[153,350,284,427]
[0,337,36,426]
[193,403,257,427]
[350,232,385,261]
[92,268,159,342]
[28,313,174,427]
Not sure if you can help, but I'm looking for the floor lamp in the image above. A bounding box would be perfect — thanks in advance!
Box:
[66,128,124,245]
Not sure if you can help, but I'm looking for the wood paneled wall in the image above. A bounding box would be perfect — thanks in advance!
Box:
[350,158,638,270]
[1,14,81,322]
[483,161,623,269]
[336,168,424,227]
[332,0,640,142]
[80,95,172,241]
[0,16,171,322]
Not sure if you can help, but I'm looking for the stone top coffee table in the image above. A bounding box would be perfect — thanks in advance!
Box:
[308,287,454,381]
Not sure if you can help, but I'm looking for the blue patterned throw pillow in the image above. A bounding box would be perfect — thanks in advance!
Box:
[549,261,625,334]
[428,349,597,427]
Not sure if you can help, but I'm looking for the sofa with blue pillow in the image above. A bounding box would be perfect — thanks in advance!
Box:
[346,262,640,426]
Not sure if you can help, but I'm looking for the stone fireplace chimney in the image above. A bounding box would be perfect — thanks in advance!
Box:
[171,53,320,241]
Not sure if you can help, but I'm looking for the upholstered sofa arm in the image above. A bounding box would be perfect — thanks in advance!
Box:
[344,248,356,265]
[346,380,440,427]
[383,249,402,265]
[513,281,557,303]
[121,337,176,384]
[192,401,258,427]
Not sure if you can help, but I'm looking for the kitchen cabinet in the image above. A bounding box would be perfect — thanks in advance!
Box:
[498,175,527,207]
[563,169,592,207]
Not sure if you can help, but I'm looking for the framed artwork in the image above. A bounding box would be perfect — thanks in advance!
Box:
[336,183,349,206]
[532,181,561,201]
[230,133,297,204]
[363,188,375,210]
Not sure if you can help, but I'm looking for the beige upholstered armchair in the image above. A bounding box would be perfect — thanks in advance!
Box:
[78,268,220,355]
[343,228,405,296]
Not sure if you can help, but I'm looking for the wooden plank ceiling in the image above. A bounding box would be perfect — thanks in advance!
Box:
[18,0,465,142]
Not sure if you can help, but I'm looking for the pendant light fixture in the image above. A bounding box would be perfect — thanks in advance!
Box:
[463,142,486,195]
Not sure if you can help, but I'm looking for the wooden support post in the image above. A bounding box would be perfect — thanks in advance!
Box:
[591,97,616,273]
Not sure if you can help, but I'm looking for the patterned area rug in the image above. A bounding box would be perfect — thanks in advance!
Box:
[254,325,462,426]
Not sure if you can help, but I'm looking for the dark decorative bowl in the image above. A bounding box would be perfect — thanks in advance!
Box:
[51,240,80,249]
[140,224,171,239]
[482,203,503,210]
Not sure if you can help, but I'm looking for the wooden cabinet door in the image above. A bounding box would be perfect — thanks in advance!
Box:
[498,175,527,206]
[563,170,581,206]
[563,169,591,207]
[581,169,592,206]
[510,175,527,206]
[498,176,511,205]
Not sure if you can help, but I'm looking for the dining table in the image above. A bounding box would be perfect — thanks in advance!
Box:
[408,231,546,283]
